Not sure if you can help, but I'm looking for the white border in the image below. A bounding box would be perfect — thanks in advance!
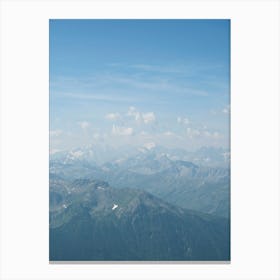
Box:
[0,0,279,279]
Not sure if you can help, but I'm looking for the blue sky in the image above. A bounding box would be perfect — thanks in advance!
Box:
[50,19,230,153]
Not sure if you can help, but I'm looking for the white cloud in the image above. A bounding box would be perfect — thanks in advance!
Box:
[177,116,190,125]
[127,107,156,124]
[50,130,62,137]
[127,106,141,121]
[106,74,208,96]
[63,92,138,103]
[105,113,121,120]
[78,121,90,129]
[142,112,156,124]
[128,106,136,112]
[112,125,133,136]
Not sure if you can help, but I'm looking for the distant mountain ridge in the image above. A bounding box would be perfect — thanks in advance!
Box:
[51,144,230,167]
[50,145,230,218]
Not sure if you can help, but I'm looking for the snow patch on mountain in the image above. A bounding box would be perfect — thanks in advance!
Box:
[112,204,118,210]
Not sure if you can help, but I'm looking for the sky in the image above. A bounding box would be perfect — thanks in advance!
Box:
[50,19,230,153]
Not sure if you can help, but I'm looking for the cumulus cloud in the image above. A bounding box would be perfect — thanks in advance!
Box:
[128,106,136,112]
[177,116,190,125]
[127,106,137,117]
[112,125,133,136]
[105,112,121,120]
[127,106,141,121]
[78,121,90,129]
[142,112,156,124]
[127,106,156,124]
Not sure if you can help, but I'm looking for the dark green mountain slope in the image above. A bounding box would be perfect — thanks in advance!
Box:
[49,179,230,261]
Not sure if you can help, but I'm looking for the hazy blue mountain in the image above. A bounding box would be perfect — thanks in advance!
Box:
[51,144,229,168]
[103,161,230,218]
[50,178,230,261]
[50,144,140,165]
[50,145,230,218]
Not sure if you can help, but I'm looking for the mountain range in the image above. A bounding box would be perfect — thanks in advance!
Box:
[50,178,230,261]
[50,145,230,218]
